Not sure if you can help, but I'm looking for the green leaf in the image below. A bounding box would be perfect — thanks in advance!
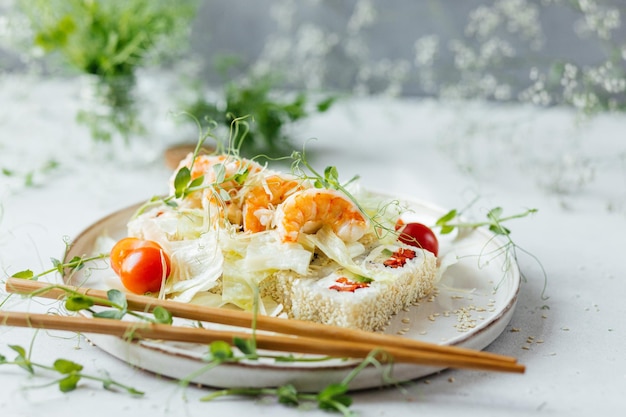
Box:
[107,289,127,310]
[316,96,336,113]
[317,383,352,411]
[213,164,226,184]
[58,374,81,392]
[440,225,455,234]
[208,341,234,361]
[189,175,204,189]
[9,345,33,374]
[324,166,339,182]
[174,167,191,198]
[9,345,27,359]
[65,295,95,311]
[233,337,256,356]
[489,224,511,235]
[313,179,325,188]
[277,384,300,406]
[152,306,173,324]
[66,256,86,272]
[53,359,83,374]
[11,270,34,279]
[218,188,231,202]
[92,309,125,320]
[51,257,63,274]
[487,207,503,221]
[436,209,457,225]
[0,354,6,363]
[233,168,250,185]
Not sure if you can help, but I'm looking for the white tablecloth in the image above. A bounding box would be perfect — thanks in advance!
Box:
[1,74,625,416]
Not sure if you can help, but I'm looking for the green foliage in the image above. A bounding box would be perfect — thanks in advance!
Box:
[19,0,199,143]
[185,75,336,157]
[21,0,198,78]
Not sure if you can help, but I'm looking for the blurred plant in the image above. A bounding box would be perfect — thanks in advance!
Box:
[18,0,199,143]
[412,0,626,115]
[184,57,336,158]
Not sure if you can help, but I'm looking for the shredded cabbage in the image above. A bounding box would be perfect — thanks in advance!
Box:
[304,226,376,280]
[164,232,223,303]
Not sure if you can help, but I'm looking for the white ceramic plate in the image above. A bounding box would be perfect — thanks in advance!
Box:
[63,195,520,392]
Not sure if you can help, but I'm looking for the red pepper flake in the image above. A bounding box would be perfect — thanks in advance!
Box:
[384,248,416,268]
[329,276,370,292]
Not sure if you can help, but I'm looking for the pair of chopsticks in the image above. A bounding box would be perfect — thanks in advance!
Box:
[2,278,525,374]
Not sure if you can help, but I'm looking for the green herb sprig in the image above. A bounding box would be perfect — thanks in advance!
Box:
[434,204,547,299]
[10,253,108,283]
[191,341,389,416]
[0,344,143,395]
[435,206,538,236]
[133,116,253,218]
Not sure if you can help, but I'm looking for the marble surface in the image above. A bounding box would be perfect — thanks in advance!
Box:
[1,74,625,416]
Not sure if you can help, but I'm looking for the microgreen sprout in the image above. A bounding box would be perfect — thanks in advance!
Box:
[434,204,548,299]
[0,249,110,309]
[0,344,143,396]
[197,348,389,416]
[134,116,255,220]
[9,253,109,283]
[435,206,538,237]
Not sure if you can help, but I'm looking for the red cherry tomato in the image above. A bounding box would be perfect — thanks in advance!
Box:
[395,220,439,256]
[110,237,171,294]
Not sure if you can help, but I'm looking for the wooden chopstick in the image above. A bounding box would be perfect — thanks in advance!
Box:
[4,278,525,373]
[0,311,524,373]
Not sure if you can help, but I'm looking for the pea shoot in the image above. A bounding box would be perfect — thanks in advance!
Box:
[0,344,143,396]
[195,345,390,416]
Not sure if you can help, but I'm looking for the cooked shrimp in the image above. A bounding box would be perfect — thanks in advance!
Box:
[274,188,369,243]
[242,175,305,233]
